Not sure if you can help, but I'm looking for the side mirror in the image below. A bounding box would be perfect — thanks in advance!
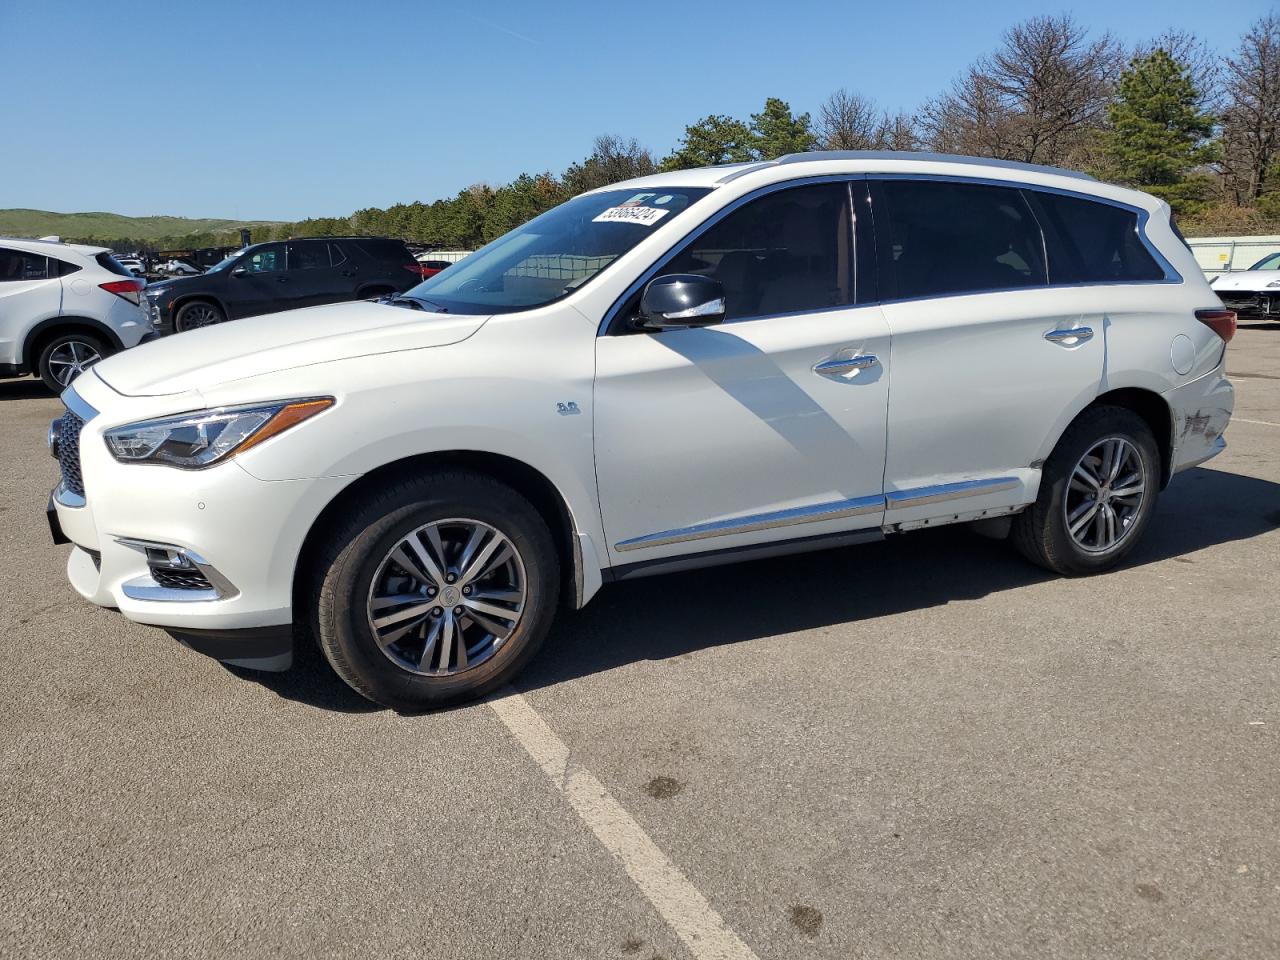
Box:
[231,266,247,277]
[637,274,725,330]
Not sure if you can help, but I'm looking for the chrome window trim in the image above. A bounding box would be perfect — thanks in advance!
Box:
[885,476,1021,509]
[598,173,867,337]
[614,493,884,552]
[867,172,1183,298]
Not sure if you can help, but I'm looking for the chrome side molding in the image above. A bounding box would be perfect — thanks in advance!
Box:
[885,476,1020,508]
[614,494,885,552]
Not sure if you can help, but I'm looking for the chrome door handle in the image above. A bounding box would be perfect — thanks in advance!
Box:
[814,354,879,379]
[1044,326,1093,345]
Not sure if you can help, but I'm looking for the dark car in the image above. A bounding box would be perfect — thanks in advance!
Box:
[144,237,424,334]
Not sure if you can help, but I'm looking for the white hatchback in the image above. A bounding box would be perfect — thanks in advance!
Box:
[1,237,152,392]
[46,152,1235,709]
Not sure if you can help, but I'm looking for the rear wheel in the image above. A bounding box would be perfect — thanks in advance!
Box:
[313,470,560,710]
[175,300,225,332]
[1011,405,1160,575]
[37,332,108,393]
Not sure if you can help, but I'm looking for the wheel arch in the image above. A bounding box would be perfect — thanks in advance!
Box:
[171,293,230,324]
[292,450,588,624]
[23,316,124,371]
[1052,387,1174,488]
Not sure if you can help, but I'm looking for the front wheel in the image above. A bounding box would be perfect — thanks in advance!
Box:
[313,471,560,710]
[1011,405,1160,576]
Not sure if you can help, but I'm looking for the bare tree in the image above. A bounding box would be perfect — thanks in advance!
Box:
[1220,14,1280,203]
[817,89,920,151]
[563,134,656,194]
[1138,29,1222,113]
[920,15,1123,166]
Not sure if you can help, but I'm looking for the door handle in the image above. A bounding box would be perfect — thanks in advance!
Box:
[1044,326,1093,346]
[813,354,879,379]
[276,277,288,283]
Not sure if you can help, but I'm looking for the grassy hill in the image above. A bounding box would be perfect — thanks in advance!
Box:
[0,208,282,242]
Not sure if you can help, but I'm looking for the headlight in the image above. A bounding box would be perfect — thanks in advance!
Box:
[103,398,333,468]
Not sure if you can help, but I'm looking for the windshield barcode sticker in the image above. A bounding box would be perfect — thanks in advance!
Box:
[592,206,670,226]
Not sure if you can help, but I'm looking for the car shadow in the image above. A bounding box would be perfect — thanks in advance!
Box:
[0,379,54,401]
[240,466,1280,712]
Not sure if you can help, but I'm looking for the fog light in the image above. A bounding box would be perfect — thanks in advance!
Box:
[144,546,196,570]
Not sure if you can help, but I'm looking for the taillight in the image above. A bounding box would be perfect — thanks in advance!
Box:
[1195,308,1236,343]
[100,279,144,305]
[403,263,429,276]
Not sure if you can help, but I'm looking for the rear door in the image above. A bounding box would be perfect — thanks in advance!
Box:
[285,239,347,307]
[870,177,1104,522]
[0,248,62,366]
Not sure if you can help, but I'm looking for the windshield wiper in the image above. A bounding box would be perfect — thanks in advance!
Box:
[382,294,448,313]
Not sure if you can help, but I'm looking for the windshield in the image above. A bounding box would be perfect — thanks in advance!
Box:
[404,187,711,313]
[1248,252,1280,271]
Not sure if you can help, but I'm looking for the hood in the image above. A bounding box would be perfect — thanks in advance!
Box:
[93,300,490,396]
[1211,270,1280,291]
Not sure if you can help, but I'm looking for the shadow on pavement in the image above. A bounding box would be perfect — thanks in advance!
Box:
[236,466,1280,711]
[0,379,55,402]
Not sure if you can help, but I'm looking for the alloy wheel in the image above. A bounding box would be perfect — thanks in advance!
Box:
[366,518,527,676]
[1063,436,1147,553]
[46,340,102,387]
[178,304,221,331]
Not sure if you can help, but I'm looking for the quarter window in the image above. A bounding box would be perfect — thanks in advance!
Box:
[1027,191,1166,283]
[659,182,854,321]
[0,248,48,282]
[877,180,1048,299]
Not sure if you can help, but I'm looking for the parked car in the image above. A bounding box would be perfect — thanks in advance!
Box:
[46,152,1235,710]
[415,259,453,280]
[144,236,422,334]
[1209,251,1280,319]
[114,257,146,277]
[160,259,201,277]
[0,237,152,392]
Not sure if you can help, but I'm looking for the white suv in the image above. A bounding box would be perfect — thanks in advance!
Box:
[46,152,1236,709]
[1,237,152,392]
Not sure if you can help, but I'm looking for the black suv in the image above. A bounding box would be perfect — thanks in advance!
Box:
[144,237,424,334]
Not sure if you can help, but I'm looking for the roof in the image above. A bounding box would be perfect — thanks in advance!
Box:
[0,236,108,256]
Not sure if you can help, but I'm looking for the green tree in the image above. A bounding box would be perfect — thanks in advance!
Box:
[750,97,815,158]
[1103,48,1217,191]
[661,114,757,170]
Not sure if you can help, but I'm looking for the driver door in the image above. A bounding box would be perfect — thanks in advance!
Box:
[230,243,291,317]
[594,180,891,567]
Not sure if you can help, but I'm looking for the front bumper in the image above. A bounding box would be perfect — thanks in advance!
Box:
[48,376,355,664]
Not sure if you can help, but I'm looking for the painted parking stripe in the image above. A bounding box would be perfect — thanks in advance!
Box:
[489,690,760,960]
[1234,417,1280,428]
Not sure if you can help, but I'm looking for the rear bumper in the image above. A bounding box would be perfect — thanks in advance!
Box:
[1164,364,1234,475]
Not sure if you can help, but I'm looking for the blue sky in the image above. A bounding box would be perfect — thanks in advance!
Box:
[0,0,1268,221]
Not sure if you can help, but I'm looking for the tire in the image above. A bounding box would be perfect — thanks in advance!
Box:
[1011,405,1160,576]
[174,300,225,332]
[312,470,560,710]
[37,331,109,393]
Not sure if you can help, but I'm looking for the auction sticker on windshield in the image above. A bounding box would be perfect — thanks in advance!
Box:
[592,205,670,226]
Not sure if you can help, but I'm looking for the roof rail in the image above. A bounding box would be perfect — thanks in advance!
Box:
[771,150,1096,182]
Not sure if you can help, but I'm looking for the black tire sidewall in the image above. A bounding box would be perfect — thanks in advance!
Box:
[316,474,559,710]
[37,332,108,393]
[1038,407,1160,574]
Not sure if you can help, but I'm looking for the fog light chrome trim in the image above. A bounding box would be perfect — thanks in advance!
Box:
[115,537,239,602]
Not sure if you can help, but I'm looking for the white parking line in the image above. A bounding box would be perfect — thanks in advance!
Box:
[1234,417,1280,428]
[489,690,760,960]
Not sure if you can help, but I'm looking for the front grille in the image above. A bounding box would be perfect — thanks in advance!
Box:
[56,410,86,497]
[151,568,213,591]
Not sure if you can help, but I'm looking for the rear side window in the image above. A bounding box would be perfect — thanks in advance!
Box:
[658,182,854,321]
[95,252,135,277]
[353,238,413,263]
[286,241,330,270]
[876,180,1047,300]
[0,248,49,282]
[1026,192,1166,284]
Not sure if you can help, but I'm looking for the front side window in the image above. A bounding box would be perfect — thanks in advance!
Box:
[877,180,1048,300]
[405,187,711,313]
[1028,191,1166,283]
[0,248,48,282]
[242,244,284,274]
[658,182,853,321]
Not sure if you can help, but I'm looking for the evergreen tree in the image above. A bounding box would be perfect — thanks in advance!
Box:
[661,115,757,170]
[750,97,815,158]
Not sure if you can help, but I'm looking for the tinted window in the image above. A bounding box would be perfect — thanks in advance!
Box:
[354,238,412,263]
[1027,192,1166,283]
[287,241,330,270]
[660,182,853,321]
[0,248,48,282]
[95,252,134,277]
[242,244,284,273]
[51,258,81,277]
[1249,252,1280,271]
[877,180,1047,299]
